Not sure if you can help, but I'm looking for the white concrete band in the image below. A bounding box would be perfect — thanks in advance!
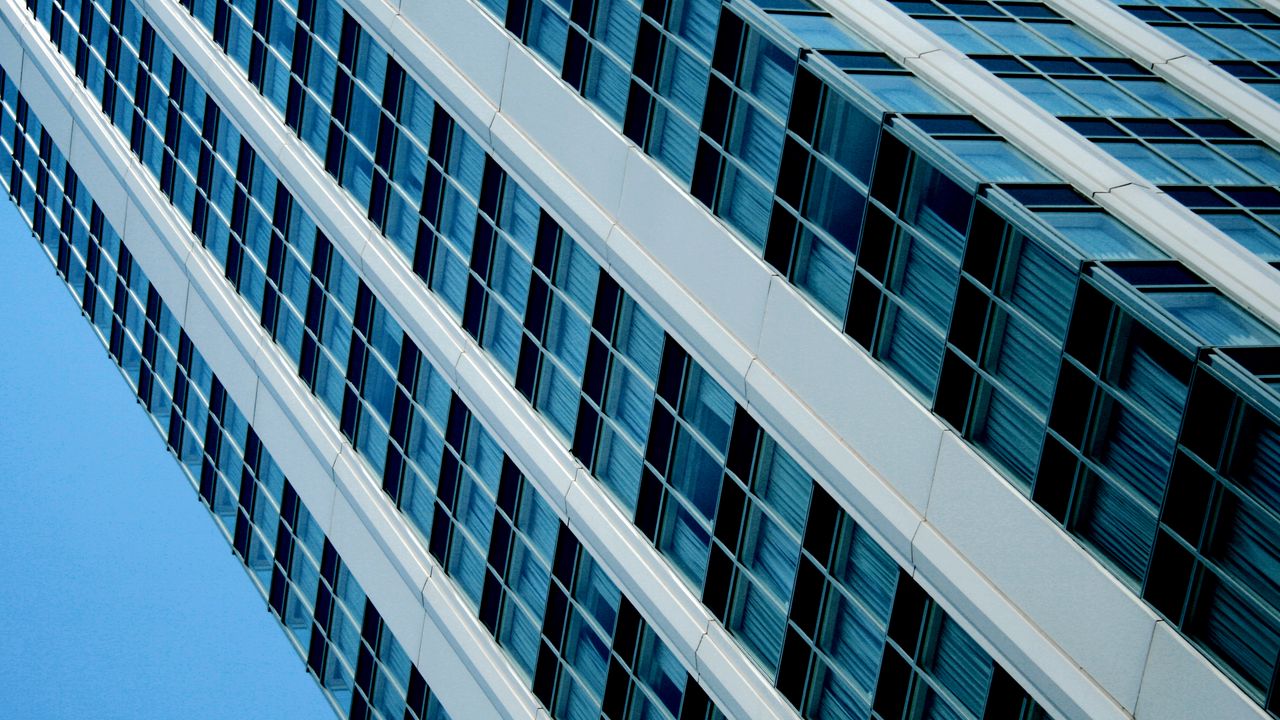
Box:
[123,0,1276,716]
[0,8,541,718]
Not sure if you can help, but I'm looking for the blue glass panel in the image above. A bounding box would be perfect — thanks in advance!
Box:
[1196,576,1280,690]
[881,304,944,398]
[1119,80,1212,118]
[733,577,788,669]
[940,139,1055,182]
[929,616,992,717]
[1075,474,1156,581]
[1156,142,1257,184]
[1099,141,1194,183]
[972,19,1057,55]
[669,0,719,50]
[1059,78,1152,117]
[1034,21,1119,56]
[1204,213,1280,261]
[1218,143,1280,184]
[1150,291,1280,346]
[919,18,1000,53]
[850,73,960,113]
[662,501,711,581]
[1039,211,1165,260]
[1006,77,1090,116]
[794,229,855,320]
[1008,237,1074,339]
[774,13,871,51]
[529,2,570,70]
[977,387,1041,483]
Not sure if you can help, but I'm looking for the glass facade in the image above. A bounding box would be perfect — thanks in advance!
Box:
[8,0,1280,712]
[261,0,1280,710]
[8,0,1053,714]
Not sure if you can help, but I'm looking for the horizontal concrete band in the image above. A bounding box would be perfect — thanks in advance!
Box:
[126,0,1273,716]
[0,8,541,719]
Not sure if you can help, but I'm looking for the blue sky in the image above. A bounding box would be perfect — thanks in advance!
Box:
[0,198,334,718]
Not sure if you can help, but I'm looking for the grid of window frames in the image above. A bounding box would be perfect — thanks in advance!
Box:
[1114,0,1280,100]
[153,0,1069,712]
[0,77,449,720]
[883,0,1280,261]
[1039,262,1280,711]
[13,6,724,718]
[310,0,1280,708]
[1064,120,1280,263]
[1151,344,1280,714]
[15,0,1067,715]
[145,0,1280,711]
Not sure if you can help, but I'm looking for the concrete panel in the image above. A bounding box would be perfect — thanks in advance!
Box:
[604,223,755,399]
[562,476,708,665]
[181,266,264,428]
[67,123,127,226]
[499,44,630,216]
[1100,183,1280,330]
[925,434,1157,712]
[488,113,615,259]
[122,198,192,323]
[357,238,468,378]
[331,448,434,593]
[1040,0,1185,65]
[18,54,72,153]
[418,570,539,719]
[757,277,943,512]
[1135,622,1268,720]
[694,622,798,720]
[825,0,941,62]
[0,15,22,81]
[615,148,772,354]
[911,524,1128,720]
[376,14,498,144]
[328,454,432,646]
[398,0,510,107]
[451,350,578,508]
[267,143,373,269]
[743,359,917,568]
[1162,54,1280,148]
[249,378,340,534]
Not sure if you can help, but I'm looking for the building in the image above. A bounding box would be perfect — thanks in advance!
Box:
[3,0,1280,713]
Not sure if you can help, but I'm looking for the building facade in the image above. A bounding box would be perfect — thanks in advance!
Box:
[3,0,1280,714]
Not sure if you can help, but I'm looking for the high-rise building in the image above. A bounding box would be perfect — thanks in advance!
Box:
[4,0,1280,713]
